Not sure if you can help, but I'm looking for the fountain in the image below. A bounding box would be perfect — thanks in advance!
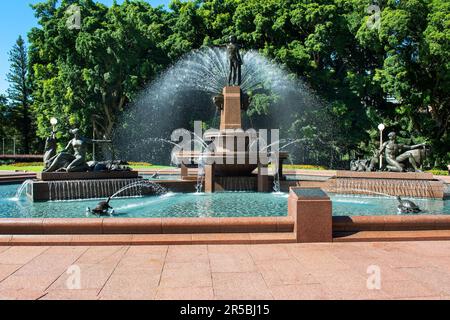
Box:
[173,84,290,193]
[109,41,300,193]
[2,37,450,245]
[112,45,323,168]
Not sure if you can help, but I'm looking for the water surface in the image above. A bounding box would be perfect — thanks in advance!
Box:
[1,184,449,219]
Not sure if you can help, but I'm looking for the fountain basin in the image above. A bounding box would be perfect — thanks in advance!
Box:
[2,183,450,244]
[3,183,449,219]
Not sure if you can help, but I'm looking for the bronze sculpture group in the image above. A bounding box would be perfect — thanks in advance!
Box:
[43,127,130,173]
[351,131,429,173]
[45,128,90,172]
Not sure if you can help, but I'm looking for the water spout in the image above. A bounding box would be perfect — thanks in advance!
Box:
[12,180,33,201]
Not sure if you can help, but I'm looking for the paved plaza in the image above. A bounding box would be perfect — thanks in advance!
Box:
[1,241,450,300]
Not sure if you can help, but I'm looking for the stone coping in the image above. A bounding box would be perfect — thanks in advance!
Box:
[1,213,449,242]
[290,187,330,200]
[334,230,450,242]
[0,214,450,244]
[0,216,294,235]
[2,229,450,246]
[0,175,37,184]
[336,170,434,180]
[2,170,447,185]
[333,215,450,232]
[37,171,139,181]
[0,233,298,246]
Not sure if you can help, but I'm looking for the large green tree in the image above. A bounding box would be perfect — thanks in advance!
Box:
[29,0,170,142]
[352,0,450,165]
[0,95,11,141]
[7,36,34,154]
[23,0,449,166]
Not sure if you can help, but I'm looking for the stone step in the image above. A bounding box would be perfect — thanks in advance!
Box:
[0,232,297,246]
[334,230,450,242]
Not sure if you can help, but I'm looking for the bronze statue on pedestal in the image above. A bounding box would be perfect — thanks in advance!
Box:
[378,132,427,172]
[351,131,429,172]
[227,36,242,86]
[44,128,89,172]
[43,130,57,170]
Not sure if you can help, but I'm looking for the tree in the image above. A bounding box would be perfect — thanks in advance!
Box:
[7,36,33,154]
[29,0,170,143]
[25,0,449,166]
[0,95,10,139]
[354,0,450,165]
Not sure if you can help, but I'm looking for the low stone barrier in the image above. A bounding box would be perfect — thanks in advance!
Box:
[288,188,333,243]
[0,216,295,235]
[333,215,450,232]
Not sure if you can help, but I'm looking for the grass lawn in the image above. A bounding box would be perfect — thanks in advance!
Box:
[129,165,176,170]
[282,164,328,170]
[0,165,44,173]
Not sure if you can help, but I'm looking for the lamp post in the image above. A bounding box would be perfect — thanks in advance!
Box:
[92,118,96,162]
[13,137,16,156]
[50,117,58,132]
[378,123,385,170]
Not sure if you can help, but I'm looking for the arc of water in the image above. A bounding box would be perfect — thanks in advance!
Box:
[13,180,33,201]
[331,185,397,198]
[109,180,167,200]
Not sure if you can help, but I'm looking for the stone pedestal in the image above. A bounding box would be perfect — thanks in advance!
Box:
[175,85,290,192]
[221,86,242,130]
[288,188,332,243]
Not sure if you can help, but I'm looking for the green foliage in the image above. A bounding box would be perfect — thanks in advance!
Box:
[1,0,447,167]
[0,94,10,138]
[29,0,170,144]
[0,164,43,172]
[6,36,36,154]
[426,169,448,176]
[364,0,450,165]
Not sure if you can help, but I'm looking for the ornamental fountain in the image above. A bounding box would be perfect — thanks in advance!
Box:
[23,37,444,202]
[173,36,289,193]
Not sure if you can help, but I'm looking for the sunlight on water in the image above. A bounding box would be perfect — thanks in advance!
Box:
[1,184,449,219]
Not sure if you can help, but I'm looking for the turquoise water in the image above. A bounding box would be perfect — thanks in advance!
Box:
[330,193,450,216]
[0,184,449,219]
[0,184,288,218]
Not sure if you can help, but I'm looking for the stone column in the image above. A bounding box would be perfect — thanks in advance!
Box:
[180,164,188,180]
[205,164,215,193]
[258,163,269,192]
[278,157,285,180]
[288,188,332,243]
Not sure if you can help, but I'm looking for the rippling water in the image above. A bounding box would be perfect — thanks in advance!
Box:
[0,184,448,218]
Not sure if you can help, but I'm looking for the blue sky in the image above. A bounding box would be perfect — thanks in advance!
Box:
[0,0,170,95]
